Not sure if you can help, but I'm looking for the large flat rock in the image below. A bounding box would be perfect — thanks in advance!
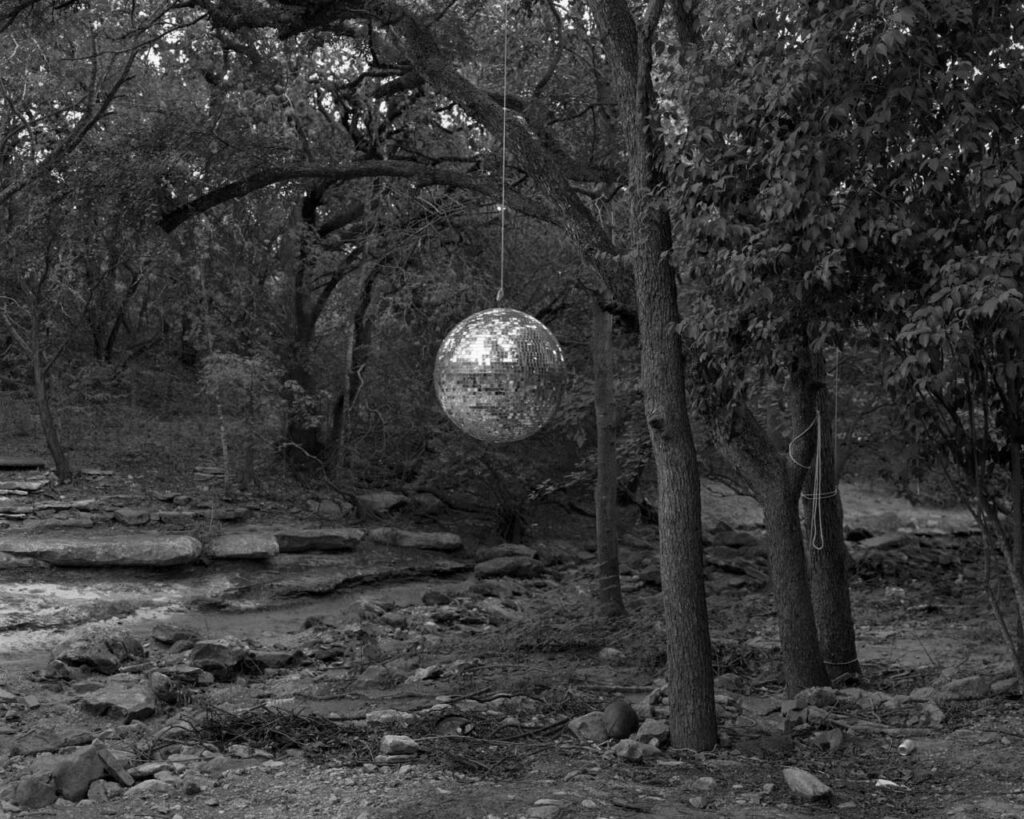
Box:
[0,532,202,567]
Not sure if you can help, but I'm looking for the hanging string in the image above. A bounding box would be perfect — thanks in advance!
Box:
[789,349,842,551]
[496,0,510,305]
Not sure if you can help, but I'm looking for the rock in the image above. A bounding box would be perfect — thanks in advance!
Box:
[365,709,414,725]
[991,677,1018,696]
[53,631,146,675]
[367,527,463,552]
[211,506,248,522]
[380,735,420,755]
[275,528,365,553]
[794,686,837,709]
[151,624,200,646]
[635,718,670,746]
[52,745,106,801]
[95,746,134,787]
[357,491,407,518]
[475,543,538,561]
[310,499,351,519]
[782,767,831,801]
[409,493,445,515]
[421,590,452,605]
[921,701,945,725]
[189,640,249,681]
[78,678,157,722]
[0,551,49,569]
[908,686,936,702]
[13,774,57,808]
[0,532,201,567]
[567,712,609,743]
[124,779,174,797]
[474,556,542,579]
[251,650,298,669]
[938,675,990,701]
[113,507,150,526]
[10,729,63,756]
[157,510,197,525]
[602,700,640,739]
[613,738,658,761]
[206,531,279,560]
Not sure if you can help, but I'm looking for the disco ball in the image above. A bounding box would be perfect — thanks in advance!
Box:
[434,307,567,443]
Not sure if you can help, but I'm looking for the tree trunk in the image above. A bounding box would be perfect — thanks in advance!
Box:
[29,311,71,482]
[591,298,626,618]
[717,397,830,694]
[804,375,860,683]
[586,0,717,750]
[326,268,376,476]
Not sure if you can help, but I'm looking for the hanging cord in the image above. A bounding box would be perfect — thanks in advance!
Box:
[496,0,509,304]
[789,350,841,551]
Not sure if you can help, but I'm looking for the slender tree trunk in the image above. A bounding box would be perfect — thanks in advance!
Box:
[587,0,717,750]
[717,396,829,694]
[804,374,860,683]
[29,311,71,482]
[326,268,376,476]
[591,298,626,617]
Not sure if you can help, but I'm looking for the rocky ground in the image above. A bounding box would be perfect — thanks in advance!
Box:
[0,469,1022,819]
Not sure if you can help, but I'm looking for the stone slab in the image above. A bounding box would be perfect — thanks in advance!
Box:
[0,532,202,567]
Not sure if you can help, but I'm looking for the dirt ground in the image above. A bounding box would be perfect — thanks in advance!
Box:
[1,482,1023,819]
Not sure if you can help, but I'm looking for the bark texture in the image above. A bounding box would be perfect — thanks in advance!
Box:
[803,377,860,683]
[587,0,717,749]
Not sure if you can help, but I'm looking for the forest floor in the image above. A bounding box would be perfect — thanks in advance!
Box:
[0,470,1022,819]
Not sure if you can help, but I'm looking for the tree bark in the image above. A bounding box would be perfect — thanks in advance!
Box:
[29,310,71,482]
[716,395,830,695]
[803,373,860,683]
[591,298,626,617]
[587,0,717,749]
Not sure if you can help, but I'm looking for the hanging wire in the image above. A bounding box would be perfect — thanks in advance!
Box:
[789,349,842,551]
[496,0,510,304]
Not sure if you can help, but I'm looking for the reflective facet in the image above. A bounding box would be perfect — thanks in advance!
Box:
[434,308,567,443]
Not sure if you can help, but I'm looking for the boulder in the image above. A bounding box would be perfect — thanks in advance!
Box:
[206,531,279,560]
[275,527,365,553]
[52,745,106,801]
[53,631,146,675]
[189,639,250,681]
[367,527,462,552]
[613,738,659,761]
[782,767,831,801]
[78,678,157,722]
[113,507,150,526]
[567,712,608,743]
[0,532,201,567]
[635,718,670,746]
[151,624,200,646]
[13,773,57,808]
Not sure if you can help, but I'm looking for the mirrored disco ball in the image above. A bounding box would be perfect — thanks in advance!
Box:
[434,307,567,443]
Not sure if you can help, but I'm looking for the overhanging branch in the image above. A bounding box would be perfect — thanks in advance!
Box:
[158,160,555,232]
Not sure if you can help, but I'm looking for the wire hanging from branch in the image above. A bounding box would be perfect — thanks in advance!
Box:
[496,0,510,304]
